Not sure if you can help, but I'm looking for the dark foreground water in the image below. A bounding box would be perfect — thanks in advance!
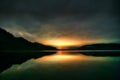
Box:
[0,51,120,80]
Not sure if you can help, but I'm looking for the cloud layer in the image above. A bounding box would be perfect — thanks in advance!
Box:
[0,0,120,45]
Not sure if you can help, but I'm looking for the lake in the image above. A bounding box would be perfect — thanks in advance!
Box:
[0,50,120,80]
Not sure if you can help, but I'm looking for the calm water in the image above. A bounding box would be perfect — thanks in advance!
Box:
[1,51,120,80]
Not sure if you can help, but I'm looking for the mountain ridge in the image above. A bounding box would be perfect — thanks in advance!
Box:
[75,43,120,50]
[0,28,56,51]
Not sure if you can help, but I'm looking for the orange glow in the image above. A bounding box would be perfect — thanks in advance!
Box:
[37,39,85,49]
[36,50,106,63]
[46,55,76,60]
[36,54,82,62]
[36,51,90,62]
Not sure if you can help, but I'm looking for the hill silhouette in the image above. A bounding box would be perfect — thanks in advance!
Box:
[73,43,120,56]
[77,43,120,50]
[0,28,56,72]
[0,28,56,51]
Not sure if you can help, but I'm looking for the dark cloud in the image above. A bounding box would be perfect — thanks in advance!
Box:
[0,0,119,16]
[0,0,120,45]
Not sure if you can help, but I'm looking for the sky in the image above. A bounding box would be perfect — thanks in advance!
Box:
[0,0,120,47]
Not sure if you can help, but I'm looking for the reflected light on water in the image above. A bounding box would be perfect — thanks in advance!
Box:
[1,51,120,80]
[36,51,105,62]
[36,54,82,62]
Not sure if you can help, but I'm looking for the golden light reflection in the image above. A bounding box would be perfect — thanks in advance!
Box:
[36,51,92,62]
[36,54,82,62]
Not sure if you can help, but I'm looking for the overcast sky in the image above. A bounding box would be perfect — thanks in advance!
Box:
[0,0,120,46]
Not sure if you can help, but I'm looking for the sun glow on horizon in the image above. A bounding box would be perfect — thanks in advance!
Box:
[36,38,110,49]
[37,39,85,49]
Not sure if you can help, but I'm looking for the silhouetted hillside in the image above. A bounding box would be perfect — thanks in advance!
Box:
[0,28,56,72]
[73,43,120,56]
[0,28,56,51]
[77,43,120,50]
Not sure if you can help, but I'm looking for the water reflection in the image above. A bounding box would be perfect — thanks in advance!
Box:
[36,51,107,63]
[1,51,120,80]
